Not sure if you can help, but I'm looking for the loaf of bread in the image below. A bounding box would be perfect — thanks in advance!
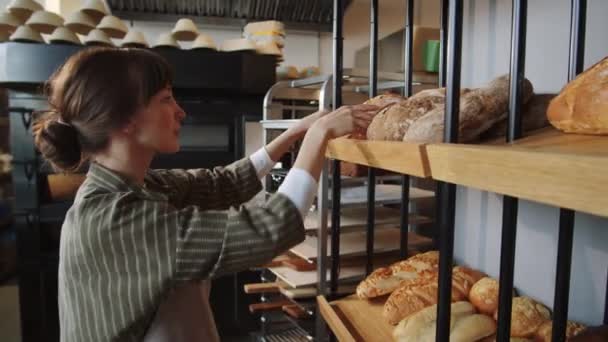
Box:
[480,94,554,140]
[547,56,608,135]
[367,88,448,140]
[534,320,587,342]
[383,266,485,325]
[356,251,439,299]
[493,296,551,338]
[403,75,534,143]
[450,314,497,342]
[393,301,496,342]
[364,93,407,108]
[393,301,475,342]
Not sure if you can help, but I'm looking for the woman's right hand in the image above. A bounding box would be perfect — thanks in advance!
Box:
[313,104,379,139]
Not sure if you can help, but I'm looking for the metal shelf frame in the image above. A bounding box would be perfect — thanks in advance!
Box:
[320,0,605,342]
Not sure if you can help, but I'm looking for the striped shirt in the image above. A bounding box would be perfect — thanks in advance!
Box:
[58,158,305,341]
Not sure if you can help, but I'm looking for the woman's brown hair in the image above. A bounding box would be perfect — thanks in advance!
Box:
[34,47,173,172]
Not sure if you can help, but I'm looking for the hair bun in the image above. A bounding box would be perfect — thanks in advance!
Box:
[34,114,82,172]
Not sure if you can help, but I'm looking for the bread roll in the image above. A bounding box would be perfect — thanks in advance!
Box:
[403,75,534,143]
[450,314,497,342]
[493,296,551,338]
[392,301,475,342]
[469,277,499,315]
[547,56,608,135]
[534,320,587,342]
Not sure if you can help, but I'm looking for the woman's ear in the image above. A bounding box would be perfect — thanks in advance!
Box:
[121,119,137,135]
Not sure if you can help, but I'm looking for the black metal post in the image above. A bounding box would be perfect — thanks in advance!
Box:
[404,0,414,97]
[605,266,608,325]
[365,0,379,276]
[398,0,414,261]
[568,0,587,82]
[552,210,575,342]
[435,0,463,341]
[552,2,586,341]
[330,0,344,297]
[496,1,527,341]
[400,175,410,258]
[439,0,450,87]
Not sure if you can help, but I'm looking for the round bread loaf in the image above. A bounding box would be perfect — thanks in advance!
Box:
[469,277,499,315]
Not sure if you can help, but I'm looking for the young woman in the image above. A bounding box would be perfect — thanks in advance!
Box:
[33,47,377,342]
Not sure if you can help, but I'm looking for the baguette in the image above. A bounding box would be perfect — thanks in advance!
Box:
[356,251,439,299]
[392,301,475,342]
[383,266,483,325]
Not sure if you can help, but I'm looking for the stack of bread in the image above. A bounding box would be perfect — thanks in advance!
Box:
[356,251,588,341]
[243,20,285,63]
[365,75,536,143]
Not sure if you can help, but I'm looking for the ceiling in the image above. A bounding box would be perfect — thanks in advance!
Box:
[108,0,353,31]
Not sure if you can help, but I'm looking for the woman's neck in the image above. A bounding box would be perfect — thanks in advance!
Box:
[93,137,154,186]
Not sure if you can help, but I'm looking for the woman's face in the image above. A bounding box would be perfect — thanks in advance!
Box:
[131,87,186,154]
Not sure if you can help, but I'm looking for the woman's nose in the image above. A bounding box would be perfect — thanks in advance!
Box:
[176,104,186,121]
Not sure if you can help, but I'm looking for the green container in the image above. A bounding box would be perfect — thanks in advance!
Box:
[423,40,440,73]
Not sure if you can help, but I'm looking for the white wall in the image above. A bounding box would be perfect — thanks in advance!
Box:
[455,0,608,325]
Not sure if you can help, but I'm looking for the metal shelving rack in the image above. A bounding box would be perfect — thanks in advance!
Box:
[318,0,607,342]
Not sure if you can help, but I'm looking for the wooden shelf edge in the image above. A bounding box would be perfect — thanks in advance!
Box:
[317,296,357,342]
[426,140,608,218]
[326,138,431,178]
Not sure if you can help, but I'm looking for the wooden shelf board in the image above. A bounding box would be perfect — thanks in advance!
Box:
[326,138,431,178]
[427,128,608,217]
[318,294,393,342]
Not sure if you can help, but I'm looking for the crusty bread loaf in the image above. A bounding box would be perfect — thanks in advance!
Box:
[403,75,534,143]
[480,94,554,140]
[493,296,551,338]
[356,251,439,299]
[392,301,475,342]
[547,56,608,135]
[534,320,587,342]
[364,93,407,108]
[469,277,500,315]
[367,88,448,140]
[383,266,483,325]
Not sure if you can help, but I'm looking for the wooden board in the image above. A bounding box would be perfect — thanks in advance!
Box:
[427,128,608,218]
[303,206,433,232]
[333,184,434,207]
[268,264,365,288]
[290,230,433,261]
[280,283,357,299]
[318,294,393,342]
[326,138,431,178]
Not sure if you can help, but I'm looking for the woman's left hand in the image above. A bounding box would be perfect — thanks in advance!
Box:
[291,110,330,139]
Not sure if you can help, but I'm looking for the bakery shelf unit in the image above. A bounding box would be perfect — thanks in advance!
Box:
[255,53,437,338]
[318,0,607,341]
